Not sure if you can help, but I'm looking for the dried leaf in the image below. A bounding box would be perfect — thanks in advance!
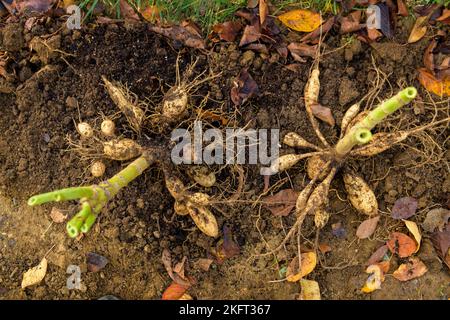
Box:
[431,226,450,262]
[86,252,109,272]
[376,260,390,273]
[21,258,47,289]
[119,0,139,21]
[263,189,298,216]
[393,258,428,281]
[247,0,258,9]
[422,208,450,232]
[356,216,380,239]
[408,16,428,43]
[299,279,321,300]
[195,258,213,272]
[161,249,191,286]
[286,252,317,282]
[278,9,322,32]
[284,63,303,73]
[259,0,268,26]
[417,68,449,97]
[396,0,408,17]
[318,243,331,254]
[387,232,417,258]
[49,207,67,223]
[161,282,189,300]
[301,16,336,43]
[361,264,383,293]
[403,219,422,252]
[173,256,187,280]
[212,225,240,264]
[423,39,436,72]
[340,10,363,34]
[367,28,383,41]
[212,21,242,42]
[287,42,317,60]
[14,0,53,14]
[367,244,389,265]
[230,69,259,106]
[245,43,269,54]
[392,197,418,219]
[310,103,335,126]
[140,5,159,22]
[436,9,450,23]
[239,25,261,47]
[148,25,205,49]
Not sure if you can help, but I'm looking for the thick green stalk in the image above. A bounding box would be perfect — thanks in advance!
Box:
[335,87,417,156]
[28,155,151,238]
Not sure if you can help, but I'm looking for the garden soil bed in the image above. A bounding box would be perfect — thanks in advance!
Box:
[0,18,449,299]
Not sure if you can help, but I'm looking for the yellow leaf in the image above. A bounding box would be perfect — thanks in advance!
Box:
[278,9,322,32]
[403,219,422,253]
[21,258,47,289]
[286,251,317,282]
[140,5,160,23]
[361,264,383,293]
[417,68,449,97]
[299,279,321,300]
[408,16,428,43]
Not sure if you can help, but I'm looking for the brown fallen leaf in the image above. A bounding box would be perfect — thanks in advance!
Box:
[408,15,428,43]
[417,68,449,97]
[310,103,335,126]
[173,256,187,280]
[367,244,389,265]
[300,16,336,43]
[212,225,240,264]
[259,0,268,26]
[21,258,47,289]
[431,224,450,269]
[161,281,189,300]
[396,0,408,17]
[340,10,363,34]
[376,260,390,273]
[86,252,109,272]
[212,21,243,42]
[50,207,67,223]
[239,24,261,47]
[284,63,303,73]
[391,196,418,219]
[244,43,269,54]
[148,25,205,50]
[13,0,54,14]
[287,42,318,60]
[423,39,436,72]
[393,257,428,281]
[278,9,322,32]
[195,258,213,272]
[422,208,450,233]
[436,9,450,23]
[356,216,380,239]
[318,243,332,254]
[119,0,139,21]
[387,232,417,258]
[230,68,259,106]
[262,189,299,216]
[161,249,191,286]
[367,28,383,41]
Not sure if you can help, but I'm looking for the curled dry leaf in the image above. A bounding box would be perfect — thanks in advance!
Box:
[436,9,450,23]
[387,232,417,258]
[431,225,450,269]
[361,264,384,293]
[423,39,436,72]
[287,42,318,60]
[278,9,322,32]
[87,252,109,272]
[259,0,268,26]
[392,197,418,219]
[161,281,189,300]
[340,10,363,34]
[231,69,259,106]
[403,219,421,252]
[119,0,140,21]
[212,225,240,264]
[301,16,336,43]
[417,68,449,97]
[408,16,428,43]
[161,249,191,287]
[173,256,187,280]
[262,189,299,216]
[299,279,321,300]
[21,258,47,289]
[212,21,242,42]
[148,25,205,50]
[239,25,261,47]
[244,43,269,54]
[422,208,450,232]
[286,251,317,282]
[367,28,383,41]
[367,244,389,265]
[397,0,408,17]
[392,257,428,281]
[376,260,390,274]
[310,103,335,126]
[50,207,67,223]
[356,216,380,239]
[343,173,378,216]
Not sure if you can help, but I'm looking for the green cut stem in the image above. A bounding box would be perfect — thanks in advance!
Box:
[28,154,152,238]
[335,87,417,156]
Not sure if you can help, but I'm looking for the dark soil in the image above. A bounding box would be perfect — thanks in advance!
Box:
[0,16,449,300]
